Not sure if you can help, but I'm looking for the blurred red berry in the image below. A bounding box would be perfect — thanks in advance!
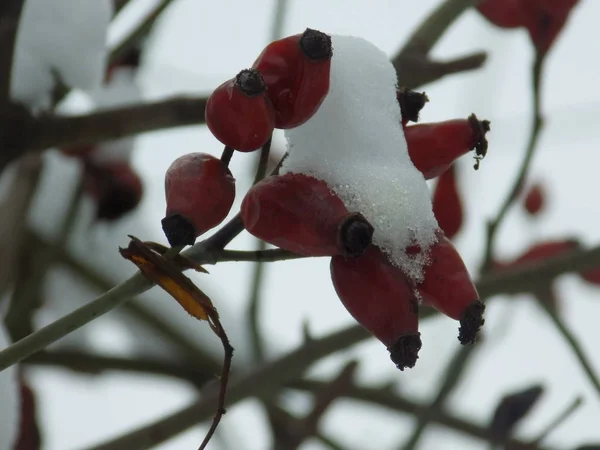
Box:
[83,161,143,221]
[242,173,373,257]
[405,114,490,179]
[507,239,580,268]
[59,145,96,159]
[432,165,463,239]
[330,246,421,371]
[15,381,40,450]
[253,28,332,129]
[206,69,275,151]
[416,234,484,344]
[477,0,523,28]
[523,183,545,216]
[162,153,235,247]
[477,0,580,54]
[581,268,600,285]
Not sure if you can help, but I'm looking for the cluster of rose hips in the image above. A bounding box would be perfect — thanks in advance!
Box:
[162,29,491,371]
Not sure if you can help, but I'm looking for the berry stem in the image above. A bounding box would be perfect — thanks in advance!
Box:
[220,146,234,167]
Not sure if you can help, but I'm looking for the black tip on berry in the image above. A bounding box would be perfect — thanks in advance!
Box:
[458,300,485,345]
[388,333,422,371]
[299,28,333,61]
[468,113,491,167]
[235,69,266,96]
[397,88,429,123]
[161,214,197,247]
[337,212,374,257]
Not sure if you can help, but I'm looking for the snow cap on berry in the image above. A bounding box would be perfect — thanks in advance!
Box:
[282,35,439,281]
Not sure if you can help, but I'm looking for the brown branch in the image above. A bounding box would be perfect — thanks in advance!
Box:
[0,0,25,104]
[289,380,546,450]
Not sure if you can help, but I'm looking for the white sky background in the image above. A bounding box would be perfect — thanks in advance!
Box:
[9,0,600,449]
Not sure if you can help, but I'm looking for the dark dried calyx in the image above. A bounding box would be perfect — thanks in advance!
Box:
[468,113,491,170]
[458,300,485,345]
[299,28,333,61]
[235,68,267,96]
[161,214,197,247]
[397,88,429,123]
[337,212,374,257]
[389,333,422,371]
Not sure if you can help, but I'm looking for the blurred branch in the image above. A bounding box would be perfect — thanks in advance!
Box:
[401,343,480,450]
[529,396,583,446]
[392,0,486,88]
[110,0,174,65]
[315,433,351,450]
[269,0,289,41]
[395,52,487,90]
[483,54,546,271]
[5,181,83,340]
[24,350,213,388]
[0,153,43,300]
[536,296,600,401]
[5,217,600,371]
[290,380,546,450]
[0,0,25,104]
[0,96,209,170]
[271,361,358,450]
[248,139,273,363]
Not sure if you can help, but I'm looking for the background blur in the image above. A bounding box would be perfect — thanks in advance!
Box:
[2,0,600,449]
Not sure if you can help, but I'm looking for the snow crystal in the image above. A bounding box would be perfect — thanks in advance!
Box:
[282,34,438,281]
[0,323,19,449]
[11,0,113,108]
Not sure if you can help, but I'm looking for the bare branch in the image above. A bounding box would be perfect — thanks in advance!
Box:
[0,0,25,104]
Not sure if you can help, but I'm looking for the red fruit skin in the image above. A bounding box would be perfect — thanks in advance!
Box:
[241,173,349,256]
[524,183,545,216]
[83,161,143,221]
[405,119,480,179]
[330,246,419,348]
[477,0,524,28]
[205,78,275,152]
[417,235,479,320]
[165,153,235,237]
[432,165,463,239]
[477,0,579,54]
[253,33,331,129]
[520,0,579,54]
[581,268,600,285]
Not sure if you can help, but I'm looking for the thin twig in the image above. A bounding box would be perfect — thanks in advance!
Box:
[290,380,547,450]
[529,396,583,445]
[483,54,545,271]
[269,0,289,41]
[220,146,234,167]
[247,138,273,362]
[5,228,600,372]
[401,343,480,450]
[536,297,600,401]
[0,153,43,299]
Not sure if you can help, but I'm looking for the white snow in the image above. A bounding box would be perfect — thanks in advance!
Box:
[282,34,438,281]
[11,0,113,109]
[0,323,19,449]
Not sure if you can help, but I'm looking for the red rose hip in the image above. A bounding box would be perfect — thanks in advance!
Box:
[253,28,332,129]
[241,173,373,257]
[205,69,275,152]
[405,114,491,179]
[432,165,463,239]
[416,235,484,344]
[162,153,235,247]
[331,246,421,370]
[523,183,545,216]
